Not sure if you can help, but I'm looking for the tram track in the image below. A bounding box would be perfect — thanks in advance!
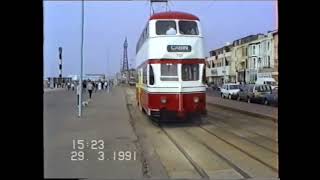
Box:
[159,120,278,178]
[202,107,278,172]
[139,111,277,178]
[198,125,278,172]
[159,125,210,179]
[180,127,251,179]
[205,112,278,154]
[206,102,277,127]
[206,104,278,142]
[159,123,247,179]
[125,87,278,179]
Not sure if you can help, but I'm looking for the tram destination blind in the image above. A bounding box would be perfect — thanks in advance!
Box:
[167,45,192,52]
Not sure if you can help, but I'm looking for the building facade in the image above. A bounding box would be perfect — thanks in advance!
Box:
[206,31,278,84]
[271,30,278,81]
[206,45,236,86]
[233,34,264,83]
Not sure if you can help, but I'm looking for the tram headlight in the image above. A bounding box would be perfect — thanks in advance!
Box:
[193,96,200,103]
[160,97,167,104]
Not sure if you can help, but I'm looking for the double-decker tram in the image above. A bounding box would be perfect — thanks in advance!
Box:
[135,11,206,121]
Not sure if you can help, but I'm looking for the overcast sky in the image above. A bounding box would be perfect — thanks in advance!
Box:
[44,0,277,78]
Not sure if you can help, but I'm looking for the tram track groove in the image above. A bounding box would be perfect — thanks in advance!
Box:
[181,127,251,179]
[206,103,277,128]
[199,126,278,173]
[205,113,278,154]
[159,125,210,179]
[206,109,278,143]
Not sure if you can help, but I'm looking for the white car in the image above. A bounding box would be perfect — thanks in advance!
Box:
[220,83,240,99]
[255,78,278,89]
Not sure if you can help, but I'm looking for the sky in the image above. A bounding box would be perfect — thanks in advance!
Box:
[44,0,277,78]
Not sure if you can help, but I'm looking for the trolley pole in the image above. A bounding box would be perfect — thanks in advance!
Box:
[79,0,84,117]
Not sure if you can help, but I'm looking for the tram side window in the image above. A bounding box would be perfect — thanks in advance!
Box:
[182,64,199,81]
[156,21,177,35]
[160,64,178,81]
[136,24,149,53]
[202,66,207,84]
[149,65,154,85]
[143,66,147,84]
[179,21,199,35]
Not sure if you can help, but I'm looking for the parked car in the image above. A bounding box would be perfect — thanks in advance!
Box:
[207,82,221,91]
[220,83,240,99]
[263,87,278,106]
[255,78,278,90]
[237,84,272,103]
[213,84,222,91]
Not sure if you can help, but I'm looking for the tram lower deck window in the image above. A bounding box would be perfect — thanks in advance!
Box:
[182,64,199,81]
[161,64,178,76]
[161,64,178,81]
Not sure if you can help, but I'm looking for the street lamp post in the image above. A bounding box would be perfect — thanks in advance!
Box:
[58,47,63,87]
[79,0,84,117]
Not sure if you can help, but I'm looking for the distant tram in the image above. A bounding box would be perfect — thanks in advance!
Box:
[135,11,206,121]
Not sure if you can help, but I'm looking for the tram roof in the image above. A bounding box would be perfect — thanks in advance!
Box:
[149,11,200,21]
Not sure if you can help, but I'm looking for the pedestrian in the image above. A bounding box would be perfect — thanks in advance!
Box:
[101,81,104,90]
[109,80,113,92]
[67,82,71,91]
[104,81,108,90]
[71,83,75,91]
[87,81,93,99]
[83,81,86,89]
[95,82,98,92]
[98,82,102,90]
[91,81,95,91]
[76,83,80,106]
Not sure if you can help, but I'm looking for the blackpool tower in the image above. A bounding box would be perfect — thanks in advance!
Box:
[122,37,129,72]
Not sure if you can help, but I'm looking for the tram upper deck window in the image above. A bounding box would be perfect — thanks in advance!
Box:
[156,21,177,35]
[179,21,199,35]
[182,64,199,81]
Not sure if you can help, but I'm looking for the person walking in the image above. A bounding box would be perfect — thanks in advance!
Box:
[105,81,108,91]
[95,82,98,93]
[98,82,102,91]
[110,80,113,89]
[76,83,80,107]
[71,83,75,91]
[67,82,71,91]
[83,81,87,91]
[91,81,95,92]
[87,81,93,99]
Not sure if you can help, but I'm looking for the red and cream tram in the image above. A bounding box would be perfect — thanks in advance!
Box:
[135,11,206,120]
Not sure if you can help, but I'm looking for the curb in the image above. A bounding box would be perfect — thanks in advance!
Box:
[44,88,65,92]
[207,102,277,122]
